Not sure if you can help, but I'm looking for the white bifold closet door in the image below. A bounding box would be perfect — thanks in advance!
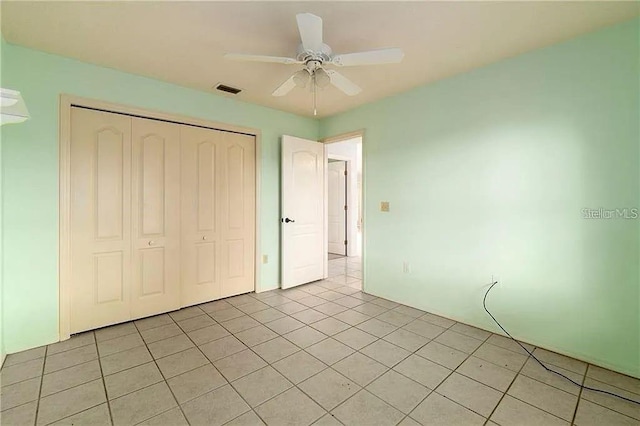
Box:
[130,118,181,320]
[69,107,255,334]
[70,108,133,332]
[180,126,255,306]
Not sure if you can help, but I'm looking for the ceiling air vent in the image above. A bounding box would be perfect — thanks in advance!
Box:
[215,84,242,95]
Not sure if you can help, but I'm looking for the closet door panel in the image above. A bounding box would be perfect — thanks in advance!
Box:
[181,126,223,306]
[70,108,132,333]
[131,117,181,318]
[221,133,256,298]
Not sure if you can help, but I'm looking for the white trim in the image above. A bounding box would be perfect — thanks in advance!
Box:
[322,130,365,288]
[325,139,362,257]
[58,94,262,341]
[323,146,329,278]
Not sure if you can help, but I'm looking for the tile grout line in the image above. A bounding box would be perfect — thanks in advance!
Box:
[211,287,369,424]
[505,392,580,424]
[170,305,287,426]
[570,365,588,425]
[513,364,586,396]
[92,331,115,426]
[34,348,110,425]
[277,276,365,424]
[529,355,640,407]
[134,318,193,426]
[482,348,594,424]
[9,357,99,398]
[573,381,640,420]
[44,354,101,377]
[481,349,531,425]
[45,403,109,426]
[308,336,413,423]
[32,344,48,426]
[207,287,426,424]
[450,341,588,424]
[406,327,499,424]
[472,346,631,425]
[34,358,106,406]
[310,310,437,425]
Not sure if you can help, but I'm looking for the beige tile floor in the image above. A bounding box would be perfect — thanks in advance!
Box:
[1,257,639,425]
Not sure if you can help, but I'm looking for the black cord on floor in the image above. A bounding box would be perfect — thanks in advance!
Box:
[483,281,640,406]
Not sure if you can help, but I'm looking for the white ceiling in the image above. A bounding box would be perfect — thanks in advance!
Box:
[1,1,638,118]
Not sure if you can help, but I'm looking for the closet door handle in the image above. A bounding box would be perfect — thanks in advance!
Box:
[148,240,156,246]
[202,236,207,240]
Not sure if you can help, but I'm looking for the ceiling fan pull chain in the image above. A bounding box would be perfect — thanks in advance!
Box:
[313,73,318,116]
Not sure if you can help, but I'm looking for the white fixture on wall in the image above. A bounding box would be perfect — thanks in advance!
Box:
[1,88,30,125]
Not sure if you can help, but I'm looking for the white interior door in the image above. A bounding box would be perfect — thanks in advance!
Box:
[130,117,181,319]
[328,161,347,255]
[281,135,326,288]
[70,108,132,333]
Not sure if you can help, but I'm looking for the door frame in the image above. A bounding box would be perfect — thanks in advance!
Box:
[58,94,263,340]
[321,130,365,280]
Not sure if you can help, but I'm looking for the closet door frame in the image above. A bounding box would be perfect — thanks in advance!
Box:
[58,94,262,341]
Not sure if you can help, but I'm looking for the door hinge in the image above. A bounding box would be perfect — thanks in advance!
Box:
[344,170,348,176]
[344,205,348,211]
[344,240,348,245]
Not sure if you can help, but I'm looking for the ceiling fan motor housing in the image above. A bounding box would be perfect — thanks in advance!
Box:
[296,43,332,66]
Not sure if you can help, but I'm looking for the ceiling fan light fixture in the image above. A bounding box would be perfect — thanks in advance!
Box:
[314,68,330,88]
[293,69,310,88]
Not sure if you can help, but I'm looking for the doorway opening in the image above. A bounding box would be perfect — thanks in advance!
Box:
[325,136,363,287]
[328,159,347,257]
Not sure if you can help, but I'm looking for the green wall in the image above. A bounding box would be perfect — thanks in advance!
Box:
[0,43,319,354]
[321,19,640,377]
[0,37,5,365]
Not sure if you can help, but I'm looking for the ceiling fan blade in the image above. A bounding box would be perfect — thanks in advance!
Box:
[296,13,323,52]
[326,70,361,96]
[225,53,301,65]
[272,74,297,97]
[332,48,404,67]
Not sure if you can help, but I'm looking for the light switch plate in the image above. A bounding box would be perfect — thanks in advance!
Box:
[380,201,390,212]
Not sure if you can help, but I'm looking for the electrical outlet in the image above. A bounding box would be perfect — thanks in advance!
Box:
[403,261,411,274]
[262,254,269,264]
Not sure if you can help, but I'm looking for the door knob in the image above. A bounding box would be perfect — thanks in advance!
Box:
[202,236,207,240]
[283,218,295,223]
[148,241,155,246]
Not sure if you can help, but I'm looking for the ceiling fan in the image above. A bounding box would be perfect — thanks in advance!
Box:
[225,13,404,115]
